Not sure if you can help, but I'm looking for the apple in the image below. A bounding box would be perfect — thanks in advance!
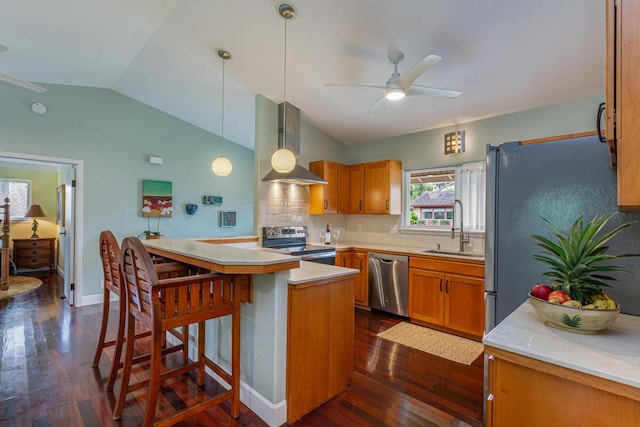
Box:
[548,290,571,304]
[530,284,552,300]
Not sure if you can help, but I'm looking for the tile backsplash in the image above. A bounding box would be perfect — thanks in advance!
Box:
[260,182,310,226]
[259,183,485,252]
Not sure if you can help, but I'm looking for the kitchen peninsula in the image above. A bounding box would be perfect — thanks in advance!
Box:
[143,238,358,426]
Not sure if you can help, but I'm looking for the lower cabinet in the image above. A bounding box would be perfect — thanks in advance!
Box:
[286,275,355,422]
[408,256,484,338]
[485,346,640,426]
[336,250,368,306]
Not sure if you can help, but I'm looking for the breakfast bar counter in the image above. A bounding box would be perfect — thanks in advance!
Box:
[483,302,640,426]
[142,238,357,426]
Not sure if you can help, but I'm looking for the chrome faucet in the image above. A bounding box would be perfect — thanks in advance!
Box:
[451,199,470,252]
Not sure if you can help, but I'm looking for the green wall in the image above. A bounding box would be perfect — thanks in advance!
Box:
[346,95,603,169]
[0,82,255,302]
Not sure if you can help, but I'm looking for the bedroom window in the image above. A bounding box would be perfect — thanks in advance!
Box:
[0,179,31,219]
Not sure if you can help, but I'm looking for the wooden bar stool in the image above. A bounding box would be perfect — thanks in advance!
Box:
[113,236,245,426]
[93,230,196,391]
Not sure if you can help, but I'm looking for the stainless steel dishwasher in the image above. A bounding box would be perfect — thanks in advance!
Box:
[368,252,409,316]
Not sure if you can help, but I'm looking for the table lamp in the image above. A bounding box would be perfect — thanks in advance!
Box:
[26,204,46,239]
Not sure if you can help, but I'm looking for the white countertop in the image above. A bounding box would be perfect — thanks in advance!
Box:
[483,301,640,389]
[287,260,358,285]
[144,238,293,266]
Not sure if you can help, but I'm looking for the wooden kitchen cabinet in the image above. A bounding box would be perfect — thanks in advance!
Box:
[606,0,640,211]
[13,238,55,271]
[309,160,338,214]
[363,160,402,214]
[287,274,355,422]
[409,256,484,338]
[335,250,369,306]
[485,346,640,426]
[336,163,351,214]
[349,164,365,214]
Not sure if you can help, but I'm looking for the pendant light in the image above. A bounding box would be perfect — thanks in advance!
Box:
[270,3,297,174]
[211,49,233,177]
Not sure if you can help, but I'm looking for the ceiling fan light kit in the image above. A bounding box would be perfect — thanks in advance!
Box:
[325,49,461,110]
[211,48,233,177]
[269,2,297,174]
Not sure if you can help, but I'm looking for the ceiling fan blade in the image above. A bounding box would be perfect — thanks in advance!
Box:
[407,85,462,98]
[324,83,387,90]
[396,54,442,90]
[368,96,386,111]
[0,70,47,93]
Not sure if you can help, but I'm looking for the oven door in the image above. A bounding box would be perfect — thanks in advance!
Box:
[301,252,336,265]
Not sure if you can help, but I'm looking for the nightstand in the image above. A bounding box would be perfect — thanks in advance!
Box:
[13,238,56,271]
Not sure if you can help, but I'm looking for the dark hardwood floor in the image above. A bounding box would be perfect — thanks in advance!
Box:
[0,272,484,426]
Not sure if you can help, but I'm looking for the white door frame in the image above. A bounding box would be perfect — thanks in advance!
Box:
[0,150,83,304]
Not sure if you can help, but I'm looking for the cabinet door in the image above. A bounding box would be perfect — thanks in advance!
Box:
[444,274,485,336]
[335,250,352,268]
[337,163,351,214]
[349,164,365,214]
[408,268,445,325]
[615,0,640,210]
[363,160,402,215]
[352,251,369,306]
[309,160,338,214]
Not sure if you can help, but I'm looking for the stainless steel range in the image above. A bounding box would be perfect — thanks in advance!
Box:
[262,226,336,265]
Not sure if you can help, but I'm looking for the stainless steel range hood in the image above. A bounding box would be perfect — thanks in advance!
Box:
[262,102,327,185]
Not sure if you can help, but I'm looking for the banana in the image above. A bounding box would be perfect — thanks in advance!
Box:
[603,293,618,309]
[593,298,609,309]
[562,300,582,307]
[583,303,596,310]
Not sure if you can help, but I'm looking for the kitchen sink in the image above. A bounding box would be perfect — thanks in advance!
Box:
[422,249,485,258]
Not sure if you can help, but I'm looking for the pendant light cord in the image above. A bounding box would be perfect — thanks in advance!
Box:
[221,57,225,150]
[282,16,287,150]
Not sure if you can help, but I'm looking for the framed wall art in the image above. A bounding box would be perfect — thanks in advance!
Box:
[203,195,223,205]
[142,180,173,218]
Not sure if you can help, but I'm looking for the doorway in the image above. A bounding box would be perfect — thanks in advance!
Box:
[0,151,83,305]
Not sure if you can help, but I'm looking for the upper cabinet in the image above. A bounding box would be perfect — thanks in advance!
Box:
[606,0,640,211]
[310,159,402,215]
[349,164,365,214]
[363,160,402,215]
[337,163,351,214]
[309,160,338,214]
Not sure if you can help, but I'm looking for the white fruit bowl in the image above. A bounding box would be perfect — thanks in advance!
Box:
[528,294,620,333]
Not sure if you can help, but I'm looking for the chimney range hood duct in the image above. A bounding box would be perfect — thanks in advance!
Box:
[262,102,327,185]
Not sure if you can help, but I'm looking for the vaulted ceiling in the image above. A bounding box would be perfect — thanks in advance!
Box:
[0,0,604,150]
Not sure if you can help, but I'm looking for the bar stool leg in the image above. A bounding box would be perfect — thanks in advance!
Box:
[113,310,136,420]
[106,291,127,391]
[143,329,163,427]
[231,279,241,418]
[197,321,205,385]
[92,286,111,367]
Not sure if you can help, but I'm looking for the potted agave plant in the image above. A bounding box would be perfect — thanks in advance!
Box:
[528,213,637,332]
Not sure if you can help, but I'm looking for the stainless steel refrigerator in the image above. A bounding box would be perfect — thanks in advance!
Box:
[484,135,640,333]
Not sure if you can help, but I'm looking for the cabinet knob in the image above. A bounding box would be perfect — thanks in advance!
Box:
[445,280,449,293]
[439,278,443,292]
[488,354,495,360]
[359,200,362,211]
[487,393,494,402]
[385,199,389,210]
[324,199,328,210]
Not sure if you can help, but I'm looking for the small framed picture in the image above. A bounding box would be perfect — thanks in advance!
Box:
[220,211,236,228]
[203,195,223,205]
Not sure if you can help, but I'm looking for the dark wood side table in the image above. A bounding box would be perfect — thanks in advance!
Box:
[13,237,56,272]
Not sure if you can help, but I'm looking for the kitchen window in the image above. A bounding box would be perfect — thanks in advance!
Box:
[0,179,31,219]
[403,161,485,232]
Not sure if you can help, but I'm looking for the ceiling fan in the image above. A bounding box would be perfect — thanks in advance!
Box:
[0,43,46,93]
[325,51,461,110]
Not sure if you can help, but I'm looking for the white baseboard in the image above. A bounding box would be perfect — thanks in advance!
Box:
[166,334,286,426]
